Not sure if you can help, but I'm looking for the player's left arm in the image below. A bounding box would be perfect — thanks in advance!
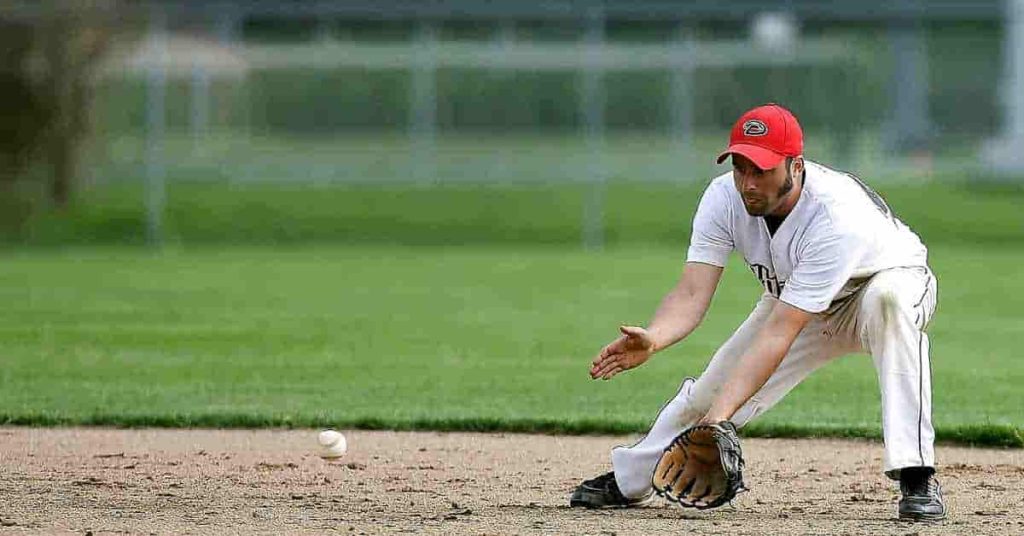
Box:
[702,302,812,423]
[702,219,865,423]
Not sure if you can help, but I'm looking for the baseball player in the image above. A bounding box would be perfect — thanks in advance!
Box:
[569,103,946,521]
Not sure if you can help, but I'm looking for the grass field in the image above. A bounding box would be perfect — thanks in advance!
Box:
[1,243,1021,446]
[7,178,1024,248]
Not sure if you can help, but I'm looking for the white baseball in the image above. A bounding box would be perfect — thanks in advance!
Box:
[317,429,347,459]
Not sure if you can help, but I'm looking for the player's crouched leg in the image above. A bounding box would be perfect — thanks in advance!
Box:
[570,378,704,508]
[857,268,945,521]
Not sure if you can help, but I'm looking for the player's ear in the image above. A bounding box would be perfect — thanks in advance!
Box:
[791,156,805,176]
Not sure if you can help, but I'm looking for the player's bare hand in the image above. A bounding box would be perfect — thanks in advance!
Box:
[589,326,656,380]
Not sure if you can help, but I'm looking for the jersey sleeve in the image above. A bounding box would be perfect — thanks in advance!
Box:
[780,219,867,313]
[685,181,735,267]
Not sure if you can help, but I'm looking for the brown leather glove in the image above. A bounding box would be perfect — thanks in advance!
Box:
[651,421,747,509]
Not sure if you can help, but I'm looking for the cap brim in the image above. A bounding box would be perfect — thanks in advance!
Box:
[716,143,786,170]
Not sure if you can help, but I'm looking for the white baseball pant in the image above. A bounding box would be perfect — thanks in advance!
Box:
[611,266,938,498]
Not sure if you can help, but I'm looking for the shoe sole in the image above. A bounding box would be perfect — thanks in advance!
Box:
[898,511,947,522]
[569,493,655,509]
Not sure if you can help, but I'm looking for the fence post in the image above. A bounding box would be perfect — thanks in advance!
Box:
[410,20,439,183]
[190,63,210,152]
[1009,0,1024,144]
[145,8,167,246]
[670,21,696,178]
[983,0,1024,175]
[580,8,606,250]
[885,17,930,153]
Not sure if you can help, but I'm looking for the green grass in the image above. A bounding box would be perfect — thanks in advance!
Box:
[2,176,1021,445]
[7,178,1024,248]
[1,244,1021,446]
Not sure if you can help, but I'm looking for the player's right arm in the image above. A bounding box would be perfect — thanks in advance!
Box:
[590,177,734,381]
[589,261,723,380]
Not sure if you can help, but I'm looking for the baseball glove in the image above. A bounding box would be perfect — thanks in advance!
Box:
[651,421,747,509]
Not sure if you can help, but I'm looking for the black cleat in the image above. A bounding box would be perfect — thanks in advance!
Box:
[569,471,654,509]
[898,470,947,522]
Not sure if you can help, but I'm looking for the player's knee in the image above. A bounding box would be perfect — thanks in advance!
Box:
[866,284,900,311]
[862,278,910,322]
[674,377,709,423]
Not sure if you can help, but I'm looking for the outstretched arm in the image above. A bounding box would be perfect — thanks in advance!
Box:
[589,261,723,380]
[702,301,812,422]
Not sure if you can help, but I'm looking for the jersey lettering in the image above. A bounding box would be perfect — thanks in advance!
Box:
[749,262,784,297]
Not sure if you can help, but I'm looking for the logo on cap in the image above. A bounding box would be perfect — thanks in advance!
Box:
[742,119,768,137]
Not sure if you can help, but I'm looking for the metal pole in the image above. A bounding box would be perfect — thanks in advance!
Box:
[214,9,247,183]
[190,64,210,152]
[885,19,930,153]
[1007,0,1024,142]
[580,9,606,250]
[670,22,696,177]
[496,17,516,45]
[983,0,1024,174]
[488,19,516,182]
[410,20,438,183]
[145,9,167,246]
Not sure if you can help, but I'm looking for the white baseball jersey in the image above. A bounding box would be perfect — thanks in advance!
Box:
[686,160,928,313]
[609,161,938,496]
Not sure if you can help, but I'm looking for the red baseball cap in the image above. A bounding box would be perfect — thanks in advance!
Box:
[716,103,803,170]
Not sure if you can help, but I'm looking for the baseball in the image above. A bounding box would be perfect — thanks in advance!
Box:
[317,429,347,459]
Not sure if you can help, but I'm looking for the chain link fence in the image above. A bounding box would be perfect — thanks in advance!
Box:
[61,2,1024,245]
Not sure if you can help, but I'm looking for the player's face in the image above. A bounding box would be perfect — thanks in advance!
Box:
[731,154,794,217]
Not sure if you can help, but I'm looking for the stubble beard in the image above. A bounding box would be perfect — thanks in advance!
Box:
[743,168,794,217]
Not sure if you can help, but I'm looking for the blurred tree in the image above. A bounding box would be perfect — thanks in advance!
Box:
[0,2,115,215]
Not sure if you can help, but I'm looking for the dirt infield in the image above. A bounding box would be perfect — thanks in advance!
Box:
[0,428,1021,535]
